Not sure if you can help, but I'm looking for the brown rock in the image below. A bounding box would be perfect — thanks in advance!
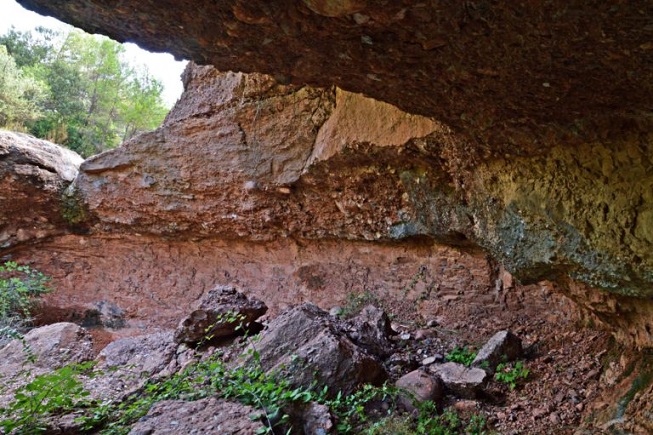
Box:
[395,369,444,411]
[240,303,387,396]
[128,397,265,434]
[0,131,82,249]
[174,285,267,344]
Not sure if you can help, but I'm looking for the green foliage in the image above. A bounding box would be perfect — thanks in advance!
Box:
[0,362,95,434]
[494,361,530,390]
[0,261,50,343]
[365,401,489,435]
[445,346,477,367]
[326,383,397,433]
[0,26,170,157]
[0,45,45,130]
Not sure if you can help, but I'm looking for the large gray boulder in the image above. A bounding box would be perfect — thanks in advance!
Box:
[240,303,387,396]
[128,397,265,435]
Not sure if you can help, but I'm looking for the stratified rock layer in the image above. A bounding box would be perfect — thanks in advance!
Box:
[3,61,653,347]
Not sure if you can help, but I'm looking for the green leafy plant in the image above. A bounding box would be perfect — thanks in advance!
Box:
[495,361,530,390]
[0,261,50,345]
[445,346,477,367]
[0,362,95,434]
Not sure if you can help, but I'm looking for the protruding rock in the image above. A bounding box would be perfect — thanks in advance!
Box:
[395,369,444,411]
[345,305,394,357]
[128,398,265,434]
[430,362,488,399]
[472,330,523,373]
[0,131,83,249]
[174,285,267,344]
[240,303,387,396]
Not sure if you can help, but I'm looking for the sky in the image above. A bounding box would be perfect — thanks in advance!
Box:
[0,0,187,107]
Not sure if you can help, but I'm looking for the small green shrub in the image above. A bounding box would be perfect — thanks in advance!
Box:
[445,346,477,367]
[0,261,51,345]
[495,361,530,390]
[0,362,95,434]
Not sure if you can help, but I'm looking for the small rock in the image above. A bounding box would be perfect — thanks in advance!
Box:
[549,412,561,425]
[422,356,437,366]
[346,305,394,357]
[302,402,333,435]
[472,330,523,373]
[400,333,411,341]
[430,362,488,399]
[329,306,343,317]
[414,329,436,340]
[532,408,548,419]
[395,370,444,411]
[453,399,479,413]
[427,319,439,328]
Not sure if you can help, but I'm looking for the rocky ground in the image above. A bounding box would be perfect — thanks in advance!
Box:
[1,279,651,434]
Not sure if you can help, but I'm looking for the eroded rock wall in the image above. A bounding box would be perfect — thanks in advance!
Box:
[2,64,652,347]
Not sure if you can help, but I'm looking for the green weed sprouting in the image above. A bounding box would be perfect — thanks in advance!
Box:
[494,361,530,390]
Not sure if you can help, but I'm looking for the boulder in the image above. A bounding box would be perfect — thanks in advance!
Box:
[89,331,178,401]
[0,131,83,249]
[174,285,267,344]
[395,369,444,411]
[0,322,93,370]
[240,303,387,396]
[429,362,488,399]
[472,330,523,373]
[128,397,265,435]
[345,305,394,358]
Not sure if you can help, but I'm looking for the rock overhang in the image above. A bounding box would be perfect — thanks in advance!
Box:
[15,0,653,152]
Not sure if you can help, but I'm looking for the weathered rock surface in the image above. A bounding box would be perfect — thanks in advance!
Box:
[0,322,93,371]
[89,331,178,400]
[472,330,523,373]
[1,56,651,348]
[0,131,83,249]
[430,362,488,399]
[395,369,444,411]
[301,402,334,435]
[241,303,387,395]
[174,285,267,344]
[345,305,394,358]
[18,1,652,153]
[128,397,265,435]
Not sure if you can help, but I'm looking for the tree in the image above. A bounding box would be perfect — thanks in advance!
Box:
[0,27,170,157]
[0,45,45,129]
